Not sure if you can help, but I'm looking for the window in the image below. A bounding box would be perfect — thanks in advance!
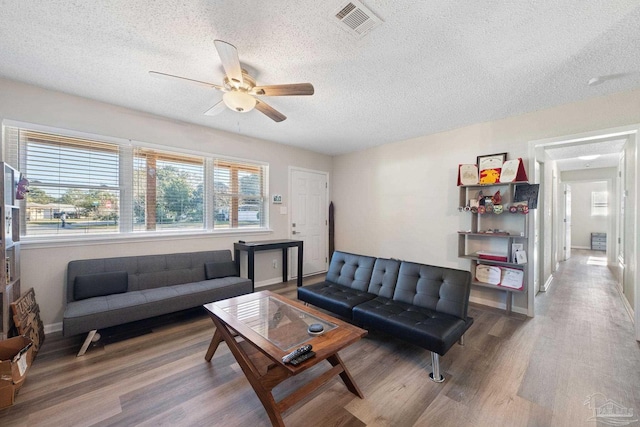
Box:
[213,159,266,229]
[133,148,204,231]
[16,130,120,235]
[4,124,268,237]
[591,191,608,216]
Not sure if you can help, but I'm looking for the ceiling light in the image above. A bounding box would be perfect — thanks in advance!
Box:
[223,91,256,113]
[588,77,603,86]
[578,155,600,160]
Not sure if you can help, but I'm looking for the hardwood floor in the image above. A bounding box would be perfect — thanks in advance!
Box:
[1,249,639,426]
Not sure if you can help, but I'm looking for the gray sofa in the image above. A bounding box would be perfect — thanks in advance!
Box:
[298,251,473,382]
[64,249,252,356]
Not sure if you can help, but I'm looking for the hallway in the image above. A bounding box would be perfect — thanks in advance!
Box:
[525,249,640,425]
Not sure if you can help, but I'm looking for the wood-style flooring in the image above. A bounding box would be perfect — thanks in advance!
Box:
[1,249,639,426]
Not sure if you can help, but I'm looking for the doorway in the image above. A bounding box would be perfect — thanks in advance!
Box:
[528,124,639,341]
[289,167,329,278]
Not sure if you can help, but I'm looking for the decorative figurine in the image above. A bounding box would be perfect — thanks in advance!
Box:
[492,190,502,205]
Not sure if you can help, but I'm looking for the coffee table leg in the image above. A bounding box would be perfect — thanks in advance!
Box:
[327,353,364,399]
[204,327,224,362]
[210,316,288,427]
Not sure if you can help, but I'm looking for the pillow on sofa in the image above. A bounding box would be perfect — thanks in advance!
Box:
[205,261,238,279]
[74,271,128,300]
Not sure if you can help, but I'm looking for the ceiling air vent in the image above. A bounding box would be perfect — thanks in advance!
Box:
[332,0,382,38]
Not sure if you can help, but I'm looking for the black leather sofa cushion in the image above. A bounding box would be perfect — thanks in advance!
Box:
[353,296,474,355]
[297,281,378,319]
[367,258,400,297]
[326,251,376,292]
[394,261,471,320]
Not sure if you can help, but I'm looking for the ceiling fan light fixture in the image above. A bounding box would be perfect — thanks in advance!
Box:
[223,90,256,112]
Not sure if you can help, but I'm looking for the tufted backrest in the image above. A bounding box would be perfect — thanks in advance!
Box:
[325,251,376,292]
[367,258,401,298]
[393,261,471,320]
[67,250,233,303]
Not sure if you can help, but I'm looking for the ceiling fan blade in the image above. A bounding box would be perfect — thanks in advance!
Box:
[255,99,286,122]
[214,40,243,87]
[149,71,224,91]
[251,83,314,96]
[204,100,227,116]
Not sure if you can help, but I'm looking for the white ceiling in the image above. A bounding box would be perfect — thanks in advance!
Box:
[1,1,640,156]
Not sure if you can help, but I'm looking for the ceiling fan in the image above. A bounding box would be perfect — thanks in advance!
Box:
[149,40,314,122]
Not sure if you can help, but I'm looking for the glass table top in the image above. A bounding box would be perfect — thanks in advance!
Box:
[218,295,337,351]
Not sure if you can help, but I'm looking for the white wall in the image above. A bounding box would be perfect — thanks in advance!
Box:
[0,77,333,329]
[567,181,608,248]
[333,88,640,314]
[561,167,618,262]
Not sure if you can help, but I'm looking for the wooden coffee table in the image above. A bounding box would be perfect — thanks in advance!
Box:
[203,290,367,426]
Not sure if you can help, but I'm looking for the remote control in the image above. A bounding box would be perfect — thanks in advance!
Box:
[282,344,312,363]
[289,351,316,366]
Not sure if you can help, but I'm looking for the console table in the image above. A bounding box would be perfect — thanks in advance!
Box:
[234,239,304,290]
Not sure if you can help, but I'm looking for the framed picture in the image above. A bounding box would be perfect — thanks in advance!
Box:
[457,164,479,186]
[477,153,506,184]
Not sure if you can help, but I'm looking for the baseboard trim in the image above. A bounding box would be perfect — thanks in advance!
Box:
[255,277,285,288]
[540,275,553,292]
[46,322,62,334]
[616,282,635,324]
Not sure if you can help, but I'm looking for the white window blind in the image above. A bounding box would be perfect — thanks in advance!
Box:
[213,159,266,228]
[16,129,120,235]
[133,148,204,231]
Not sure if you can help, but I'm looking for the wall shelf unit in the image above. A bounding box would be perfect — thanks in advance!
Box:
[458,182,529,314]
[1,162,21,339]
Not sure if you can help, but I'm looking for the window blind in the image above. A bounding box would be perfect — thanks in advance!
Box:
[133,147,205,231]
[14,129,121,235]
[213,159,266,228]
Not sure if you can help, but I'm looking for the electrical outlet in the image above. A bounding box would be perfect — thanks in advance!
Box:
[272,259,278,269]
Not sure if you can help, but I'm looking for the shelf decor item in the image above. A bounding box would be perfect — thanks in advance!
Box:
[514,183,540,209]
[476,265,501,285]
[457,164,479,186]
[477,153,506,184]
[499,268,524,290]
[499,158,528,183]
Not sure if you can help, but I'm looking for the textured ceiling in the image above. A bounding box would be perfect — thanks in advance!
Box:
[1,1,640,155]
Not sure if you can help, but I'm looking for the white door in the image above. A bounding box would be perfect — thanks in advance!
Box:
[290,168,328,277]
[564,183,572,260]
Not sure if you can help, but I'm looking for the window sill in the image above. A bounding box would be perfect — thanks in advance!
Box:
[20,228,274,249]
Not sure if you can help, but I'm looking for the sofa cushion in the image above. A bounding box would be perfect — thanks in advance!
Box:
[63,276,253,337]
[74,271,128,301]
[352,296,474,355]
[205,261,238,279]
[393,262,471,320]
[367,258,400,297]
[325,251,376,292]
[297,281,377,319]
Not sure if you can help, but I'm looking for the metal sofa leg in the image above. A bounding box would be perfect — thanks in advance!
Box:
[459,335,465,346]
[429,352,445,383]
[77,330,100,357]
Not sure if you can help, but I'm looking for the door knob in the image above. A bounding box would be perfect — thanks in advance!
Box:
[292,231,298,234]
